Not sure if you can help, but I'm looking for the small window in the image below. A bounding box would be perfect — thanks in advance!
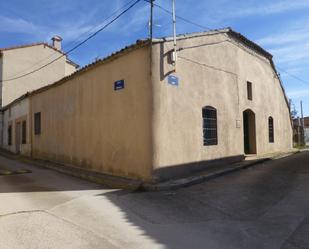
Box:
[202,106,218,146]
[34,112,41,135]
[8,125,12,146]
[269,117,274,143]
[22,120,27,144]
[247,81,252,100]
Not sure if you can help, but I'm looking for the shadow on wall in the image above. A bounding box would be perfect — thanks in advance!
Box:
[152,155,244,182]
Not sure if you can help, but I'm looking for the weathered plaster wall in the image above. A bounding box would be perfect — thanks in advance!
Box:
[1,45,76,107]
[305,128,309,145]
[30,47,153,181]
[151,32,292,176]
[2,98,31,155]
[65,62,77,76]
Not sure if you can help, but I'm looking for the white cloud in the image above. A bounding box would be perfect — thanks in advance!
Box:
[270,42,309,64]
[257,32,309,47]
[254,14,309,68]
[287,89,309,98]
[0,16,38,34]
[231,0,309,17]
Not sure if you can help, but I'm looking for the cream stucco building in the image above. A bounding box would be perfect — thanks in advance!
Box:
[0,36,78,149]
[1,29,293,183]
[0,36,78,107]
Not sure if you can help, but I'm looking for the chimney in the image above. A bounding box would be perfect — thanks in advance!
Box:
[51,35,62,51]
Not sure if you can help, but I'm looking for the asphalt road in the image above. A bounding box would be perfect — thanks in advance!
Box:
[0,151,309,249]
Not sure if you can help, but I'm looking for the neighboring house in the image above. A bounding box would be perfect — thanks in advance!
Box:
[294,117,309,145]
[293,117,309,145]
[2,97,31,156]
[305,118,309,145]
[1,28,293,183]
[0,36,78,107]
[0,36,79,148]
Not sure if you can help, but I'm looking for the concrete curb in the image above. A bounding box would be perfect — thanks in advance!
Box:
[0,148,301,191]
[142,150,301,191]
[142,158,271,191]
[27,159,143,190]
[0,149,142,190]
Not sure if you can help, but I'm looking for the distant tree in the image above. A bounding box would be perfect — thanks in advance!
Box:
[290,99,298,120]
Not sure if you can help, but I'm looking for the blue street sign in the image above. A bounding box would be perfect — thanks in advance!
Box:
[168,75,179,86]
[114,80,125,91]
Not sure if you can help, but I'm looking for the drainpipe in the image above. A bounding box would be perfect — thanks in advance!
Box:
[29,95,33,158]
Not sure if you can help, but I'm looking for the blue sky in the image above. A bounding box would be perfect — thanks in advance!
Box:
[1,0,309,116]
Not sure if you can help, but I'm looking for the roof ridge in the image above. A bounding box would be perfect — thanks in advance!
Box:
[0,42,47,51]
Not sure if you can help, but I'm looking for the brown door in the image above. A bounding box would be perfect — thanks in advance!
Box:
[15,122,21,154]
[243,109,257,154]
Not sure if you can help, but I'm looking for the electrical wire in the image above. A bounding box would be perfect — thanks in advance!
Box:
[1,0,142,83]
[5,0,139,79]
[143,0,212,31]
[149,0,309,89]
[276,66,309,86]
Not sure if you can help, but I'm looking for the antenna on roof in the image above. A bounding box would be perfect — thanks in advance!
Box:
[172,0,177,71]
[149,0,155,40]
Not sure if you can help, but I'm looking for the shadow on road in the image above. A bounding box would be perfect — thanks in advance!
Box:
[1,151,309,249]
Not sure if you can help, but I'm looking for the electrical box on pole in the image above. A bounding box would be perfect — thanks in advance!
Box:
[171,0,177,70]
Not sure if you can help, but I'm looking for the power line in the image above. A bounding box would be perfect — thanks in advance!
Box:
[277,66,309,86]
[6,0,139,79]
[150,1,309,89]
[143,0,212,31]
[1,0,142,83]
[178,55,236,76]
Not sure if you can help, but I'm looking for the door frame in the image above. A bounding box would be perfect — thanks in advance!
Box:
[243,109,257,155]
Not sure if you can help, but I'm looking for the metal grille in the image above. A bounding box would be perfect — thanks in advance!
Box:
[8,125,12,145]
[202,106,218,146]
[34,112,41,135]
[247,81,252,100]
[269,117,274,143]
[22,120,27,144]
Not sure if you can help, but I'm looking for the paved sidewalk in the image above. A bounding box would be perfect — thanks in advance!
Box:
[143,150,299,191]
[0,148,299,191]
[0,151,309,248]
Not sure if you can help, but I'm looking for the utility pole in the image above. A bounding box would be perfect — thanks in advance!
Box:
[172,0,177,71]
[301,100,305,145]
[149,0,154,40]
[298,117,301,146]
[301,100,305,128]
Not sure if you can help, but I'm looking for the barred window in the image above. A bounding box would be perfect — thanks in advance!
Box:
[269,117,274,143]
[247,81,252,100]
[22,120,27,144]
[202,106,218,146]
[8,125,12,146]
[34,112,41,135]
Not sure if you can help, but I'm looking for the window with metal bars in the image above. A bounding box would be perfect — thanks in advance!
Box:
[202,106,218,146]
[269,117,274,143]
[22,120,27,144]
[8,125,12,146]
[247,81,252,100]
[34,112,41,135]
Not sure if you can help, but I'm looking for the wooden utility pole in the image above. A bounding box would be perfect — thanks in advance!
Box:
[172,0,177,70]
[298,117,301,145]
[149,0,154,40]
[301,100,305,145]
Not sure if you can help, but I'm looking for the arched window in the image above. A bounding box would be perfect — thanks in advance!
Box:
[268,117,274,143]
[202,106,218,146]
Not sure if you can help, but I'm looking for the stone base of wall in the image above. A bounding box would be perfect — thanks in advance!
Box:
[152,155,245,182]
